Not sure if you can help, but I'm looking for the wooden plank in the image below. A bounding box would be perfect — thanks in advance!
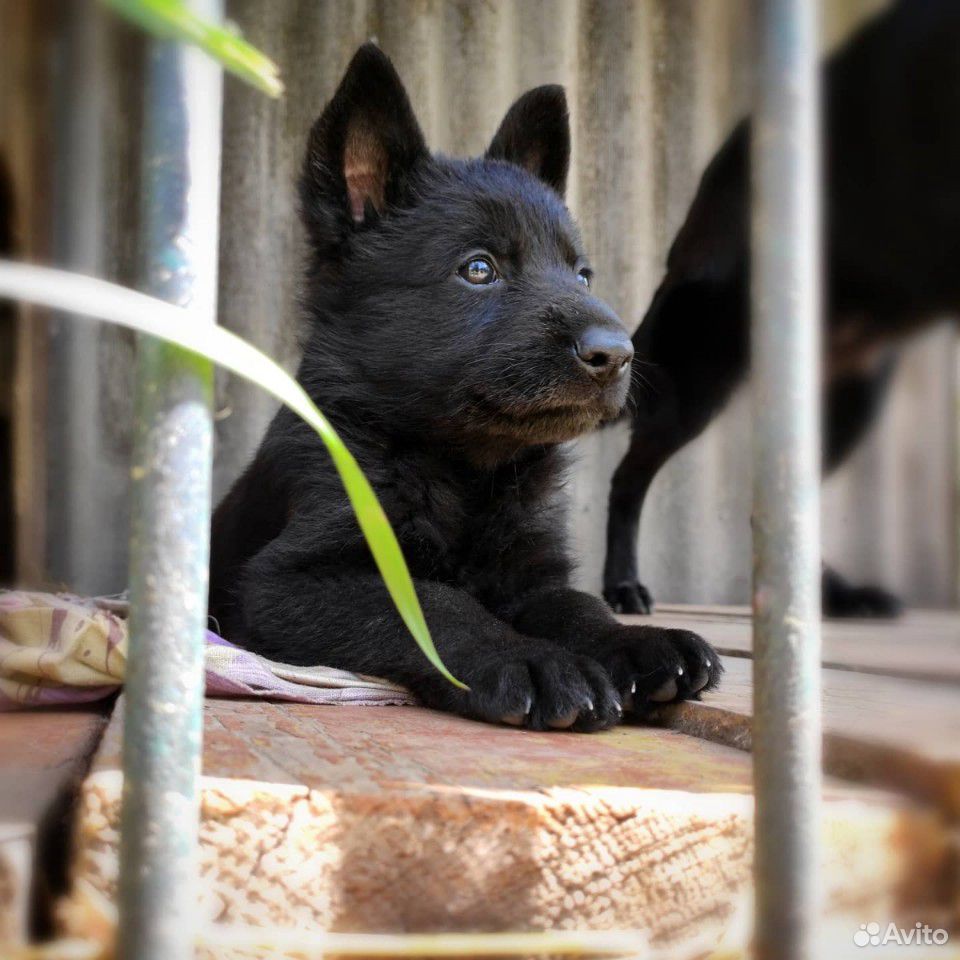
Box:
[657,656,960,816]
[0,706,110,945]
[624,607,960,684]
[60,698,950,959]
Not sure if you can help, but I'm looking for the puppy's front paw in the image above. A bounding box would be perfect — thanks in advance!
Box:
[592,626,722,718]
[433,647,622,732]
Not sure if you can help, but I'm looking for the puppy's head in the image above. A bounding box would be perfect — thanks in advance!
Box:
[300,43,632,462]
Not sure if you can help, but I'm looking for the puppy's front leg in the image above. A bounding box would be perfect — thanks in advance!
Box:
[240,545,621,731]
[511,588,722,718]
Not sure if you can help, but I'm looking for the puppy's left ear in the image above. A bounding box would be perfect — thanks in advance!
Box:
[301,43,428,247]
[486,85,570,196]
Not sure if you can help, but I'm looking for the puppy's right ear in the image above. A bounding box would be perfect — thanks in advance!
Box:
[486,85,570,196]
[300,43,428,249]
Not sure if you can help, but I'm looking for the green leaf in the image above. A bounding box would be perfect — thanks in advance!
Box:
[0,261,465,690]
[101,0,284,98]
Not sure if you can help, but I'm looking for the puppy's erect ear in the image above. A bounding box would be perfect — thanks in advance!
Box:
[301,43,428,244]
[486,85,570,196]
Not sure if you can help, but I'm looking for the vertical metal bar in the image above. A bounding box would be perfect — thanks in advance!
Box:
[751,1,822,959]
[118,3,223,958]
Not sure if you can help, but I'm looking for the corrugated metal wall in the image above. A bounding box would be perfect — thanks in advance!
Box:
[13,0,958,606]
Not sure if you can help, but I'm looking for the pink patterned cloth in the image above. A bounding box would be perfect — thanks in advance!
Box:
[0,590,415,710]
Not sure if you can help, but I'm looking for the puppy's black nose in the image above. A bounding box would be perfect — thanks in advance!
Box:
[575,327,634,383]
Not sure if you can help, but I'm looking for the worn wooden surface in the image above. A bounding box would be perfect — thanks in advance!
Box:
[636,608,960,815]
[0,706,110,946]
[46,606,960,953]
[659,655,960,817]
[60,696,950,958]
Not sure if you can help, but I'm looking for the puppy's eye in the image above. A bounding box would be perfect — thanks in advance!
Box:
[458,257,499,285]
[577,268,592,288]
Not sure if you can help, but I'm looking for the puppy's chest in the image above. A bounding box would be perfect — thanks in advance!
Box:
[399,468,551,586]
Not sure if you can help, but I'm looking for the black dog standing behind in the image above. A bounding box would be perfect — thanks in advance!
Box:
[604,0,960,618]
[210,44,721,731]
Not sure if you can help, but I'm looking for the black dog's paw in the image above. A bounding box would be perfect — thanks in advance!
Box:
[426,646,622,733]
[603,581,655,615]
[823,582,903,618]
[822,568,903,619]
[591,626,722,718]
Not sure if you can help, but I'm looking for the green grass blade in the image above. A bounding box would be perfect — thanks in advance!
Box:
[0,261,465,689]
[101,0,283,97]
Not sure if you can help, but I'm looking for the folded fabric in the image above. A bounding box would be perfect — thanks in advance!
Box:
[0,590,415,710]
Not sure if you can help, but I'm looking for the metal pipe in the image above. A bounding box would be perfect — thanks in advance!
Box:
[750,1,822,959]
[118,3,223,958]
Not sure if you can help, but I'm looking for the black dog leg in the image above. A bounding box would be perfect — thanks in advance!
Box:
[603,280,748,614]
[603,433,673,614]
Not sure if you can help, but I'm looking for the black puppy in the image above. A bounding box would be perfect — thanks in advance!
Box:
[604,0,960,618]
[209,44,721,731]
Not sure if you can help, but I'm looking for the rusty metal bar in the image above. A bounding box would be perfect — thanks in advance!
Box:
[117,3,223,958]
[750,1,822,958]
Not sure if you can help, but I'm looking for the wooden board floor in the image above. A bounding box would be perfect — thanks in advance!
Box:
[4,605,954,956]
[62,695,953,958]
[645,606,960,815]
